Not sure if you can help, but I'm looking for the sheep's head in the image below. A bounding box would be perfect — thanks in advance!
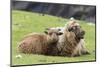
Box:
[44,28,63,44]
[67,20,85,40]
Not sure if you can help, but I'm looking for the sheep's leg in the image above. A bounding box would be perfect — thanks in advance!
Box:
[81,44,90,55]
[79,39,90,55]
[81,48,90,55]
[71,42,84,57]
[71,48,81,57]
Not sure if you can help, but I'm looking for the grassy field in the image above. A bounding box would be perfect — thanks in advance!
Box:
[12,10,96,66]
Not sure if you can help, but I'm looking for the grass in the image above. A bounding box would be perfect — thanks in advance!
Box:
[12,10,96,66]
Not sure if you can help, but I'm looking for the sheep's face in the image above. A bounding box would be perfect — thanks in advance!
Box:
[68,22,85,39]
[67,20,85,39]
[44,28,63,44]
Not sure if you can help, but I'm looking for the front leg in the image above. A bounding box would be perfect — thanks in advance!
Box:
[81,44,90,55]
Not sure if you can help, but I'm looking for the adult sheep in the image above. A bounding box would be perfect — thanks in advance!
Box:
[57,19,90,57]
[18,28,63,55]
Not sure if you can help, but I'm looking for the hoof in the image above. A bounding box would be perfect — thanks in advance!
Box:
[82,51,90,55]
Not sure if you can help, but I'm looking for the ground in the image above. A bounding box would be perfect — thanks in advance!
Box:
[12,10,96,66]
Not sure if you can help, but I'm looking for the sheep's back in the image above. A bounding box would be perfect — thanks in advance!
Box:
[18,33,48,54]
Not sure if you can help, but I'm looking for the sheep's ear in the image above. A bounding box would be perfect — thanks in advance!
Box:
[45,28,50,30]
[44,31,48,34]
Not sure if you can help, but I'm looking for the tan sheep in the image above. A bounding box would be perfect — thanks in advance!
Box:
[57,19,90,57]
[18,28,63,55]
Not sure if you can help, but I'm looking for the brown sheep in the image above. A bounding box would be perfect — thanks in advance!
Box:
[18,28,63,55]
[56,19,90,57]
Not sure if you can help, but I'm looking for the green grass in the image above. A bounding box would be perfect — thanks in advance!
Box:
[12,10,96,66]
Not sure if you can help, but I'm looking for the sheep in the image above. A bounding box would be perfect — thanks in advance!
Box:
[18,28,63,55]
[56,19,90,57]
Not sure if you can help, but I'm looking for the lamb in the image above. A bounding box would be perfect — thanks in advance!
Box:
[18,28,63,55]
